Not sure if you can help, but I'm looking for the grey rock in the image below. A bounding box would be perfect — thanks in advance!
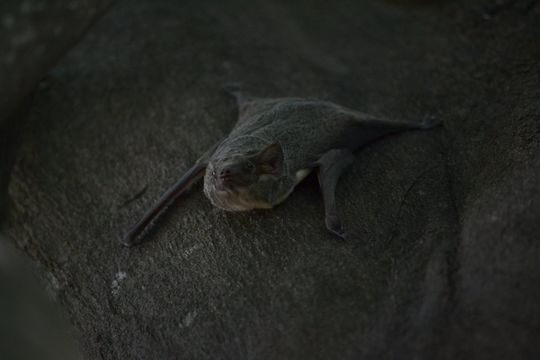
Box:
[0,0,114,121]
[0,0,114,220]
[0,236,81,360]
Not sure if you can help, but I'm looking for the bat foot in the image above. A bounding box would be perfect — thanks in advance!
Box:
[420,114,441,129]
[326,214,347,240]
[222,82,244,96]
[223,82,253,107]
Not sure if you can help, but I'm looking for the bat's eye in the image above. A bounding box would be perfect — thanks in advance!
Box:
[211,169,217,177]
[244,162,254,171]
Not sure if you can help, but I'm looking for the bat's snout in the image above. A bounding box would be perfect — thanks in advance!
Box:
[219,167,233,180]
[218,165,241,188]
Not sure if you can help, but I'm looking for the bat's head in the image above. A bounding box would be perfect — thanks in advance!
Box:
[203,143,284,211]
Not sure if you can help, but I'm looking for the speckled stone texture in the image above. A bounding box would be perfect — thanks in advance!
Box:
[0,0,114,221]
[3,0,540,359]
[0,0,114,121]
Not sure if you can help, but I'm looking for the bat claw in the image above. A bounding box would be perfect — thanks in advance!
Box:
[420,114,441,129]
[222,82,244,95]
[326,215,347,240]
[120,231,140,247]
[223,82,252,106]
[120,236,136,247]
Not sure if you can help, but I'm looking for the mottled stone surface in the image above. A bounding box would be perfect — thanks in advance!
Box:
[3,0,540,359]
[0,0,114,221]
[0,0,114,120]
[0,236,80,360]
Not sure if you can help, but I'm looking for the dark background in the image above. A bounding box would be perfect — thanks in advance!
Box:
[1,0,539,359]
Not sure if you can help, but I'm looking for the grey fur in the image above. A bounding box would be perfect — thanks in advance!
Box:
[203,88,439,236]
[123,87,439,245]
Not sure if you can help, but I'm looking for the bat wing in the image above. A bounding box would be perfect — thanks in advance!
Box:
[122,162,207,247]
[121,142,220,247]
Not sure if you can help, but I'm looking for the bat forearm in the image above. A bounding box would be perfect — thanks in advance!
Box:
[122,163,206,247]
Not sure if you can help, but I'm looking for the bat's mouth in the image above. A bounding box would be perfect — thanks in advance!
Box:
[216,179,240,194]
[217,172,253,193]
[210,182,254,211]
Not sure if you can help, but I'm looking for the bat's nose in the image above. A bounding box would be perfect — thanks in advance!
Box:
[219,166,235,183]
[217,166,238,191]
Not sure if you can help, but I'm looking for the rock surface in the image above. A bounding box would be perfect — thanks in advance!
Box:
[0,0,114,220]
[3,0,540,359]
[0,237,80,360]
[0,0,114,122]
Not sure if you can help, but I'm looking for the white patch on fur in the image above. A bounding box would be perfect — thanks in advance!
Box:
[295,168,311,183]
[272,168,312,206]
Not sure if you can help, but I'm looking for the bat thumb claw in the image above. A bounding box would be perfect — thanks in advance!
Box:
[120,234,138,247]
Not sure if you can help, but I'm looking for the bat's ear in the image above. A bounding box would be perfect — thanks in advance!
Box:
[256,143,283,174]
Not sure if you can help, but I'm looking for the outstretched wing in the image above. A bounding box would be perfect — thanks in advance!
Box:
[122,142,220,247]
[122,162,207,247]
